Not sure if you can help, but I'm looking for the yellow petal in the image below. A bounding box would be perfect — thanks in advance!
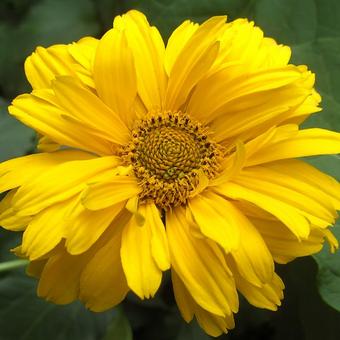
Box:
[210,19,266,74]
[38,248,92,304]
[165,16,226,110]
[26,259,47,278]
[0,190,31,230]
[233,267,284,311]
[282,88,321,125]
[188,65,303,123]
[246,127,340,166]
[188,192,240,252]
[37,135,60,152]
[0,150,94,193]
[94,28,137,128]
[81,175,141,211]
[138,203,170,271]
[164,20,198,75]
[171,269,194,322]
[243,34,291,71]
[68,36,98,88]
[214,181,311,239]
[114,10,166,111]
[80,211,129,311]
[65,199,125,255]
[236,167,337,229]
[172,270,234,337]
[11,156,119,216]
[221,202,274,286]
[194,305,235,337]
[244,124,297,159]
[21,198,74,260]
[216,21,291,74]
[24,44,76,89]
[25,37,99,90]
[9,91,113,156]
[68,36,97,70]
[250,217,325,263]
[323,229,339,253]
[167,206,238,316]
[211,141,246,187]
[125,196,145,226]
[210,85,310,143]
[53,76,130,145]
[121,213,162,299]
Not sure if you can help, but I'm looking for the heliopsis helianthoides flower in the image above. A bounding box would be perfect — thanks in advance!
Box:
[1,9,340,336]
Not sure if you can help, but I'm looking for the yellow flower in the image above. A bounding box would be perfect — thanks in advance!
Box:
[1,10,340,336]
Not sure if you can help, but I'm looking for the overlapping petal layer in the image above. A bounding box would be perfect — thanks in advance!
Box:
[1,9,340,337]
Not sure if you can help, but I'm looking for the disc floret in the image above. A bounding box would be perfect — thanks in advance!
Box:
[121,112,222,209]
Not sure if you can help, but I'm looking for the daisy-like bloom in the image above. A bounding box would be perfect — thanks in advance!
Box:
[1,10,340,336]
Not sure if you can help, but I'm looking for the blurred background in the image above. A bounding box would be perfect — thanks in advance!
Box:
[0,0,340,339]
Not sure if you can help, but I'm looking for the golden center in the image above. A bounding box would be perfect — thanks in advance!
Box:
[121,112,222,209]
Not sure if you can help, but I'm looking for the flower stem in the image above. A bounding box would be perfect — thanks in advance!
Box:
[0,259,28,272]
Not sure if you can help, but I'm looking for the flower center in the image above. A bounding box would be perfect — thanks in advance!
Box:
[121,112,222,209]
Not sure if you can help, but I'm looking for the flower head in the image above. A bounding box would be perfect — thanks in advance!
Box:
[1,10,340,336]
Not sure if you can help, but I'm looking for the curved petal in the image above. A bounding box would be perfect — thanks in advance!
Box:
[210,81,315,143]
[187,192,240,252]
[21,198,74,260]
[38,248,94,304]
[79,211,130,311]
[172,270,235,337]
[25,44,76,90]
[0,190,31,231]
[68,36,98,88]
[250,217,326,263]
[25,37,98,90]
[166,206,238,316]
[114,10,167,111]
[214,181,311,239]
[53,76,130,145]
[120,211,163,299]
[64,200,125,255]
[9,91,114,156]
[26,259,47,278]
[81,175,141,211]
[212,19,291,75]
[265,159,340,210]
[237,165,338,227]
[138,203,170,271]
[0,150,94,193]
[164,20,198,75]
[233,267,284,311]
[214,201,275,287]
[165,16,226,111]
[94,28,137,128]
[10,156,119,216]
[188,65,304,123]
[245,127,340,166]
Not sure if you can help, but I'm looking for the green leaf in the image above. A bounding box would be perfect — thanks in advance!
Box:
[0,273,117,340]
[19,0,100,46]
[313,222,340,312]
[0,0,100,99]
[0,98,34,161]
[103,307,133,340]
[274,257,340,340]
[0,228,21,262]
[176,321,211,340]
